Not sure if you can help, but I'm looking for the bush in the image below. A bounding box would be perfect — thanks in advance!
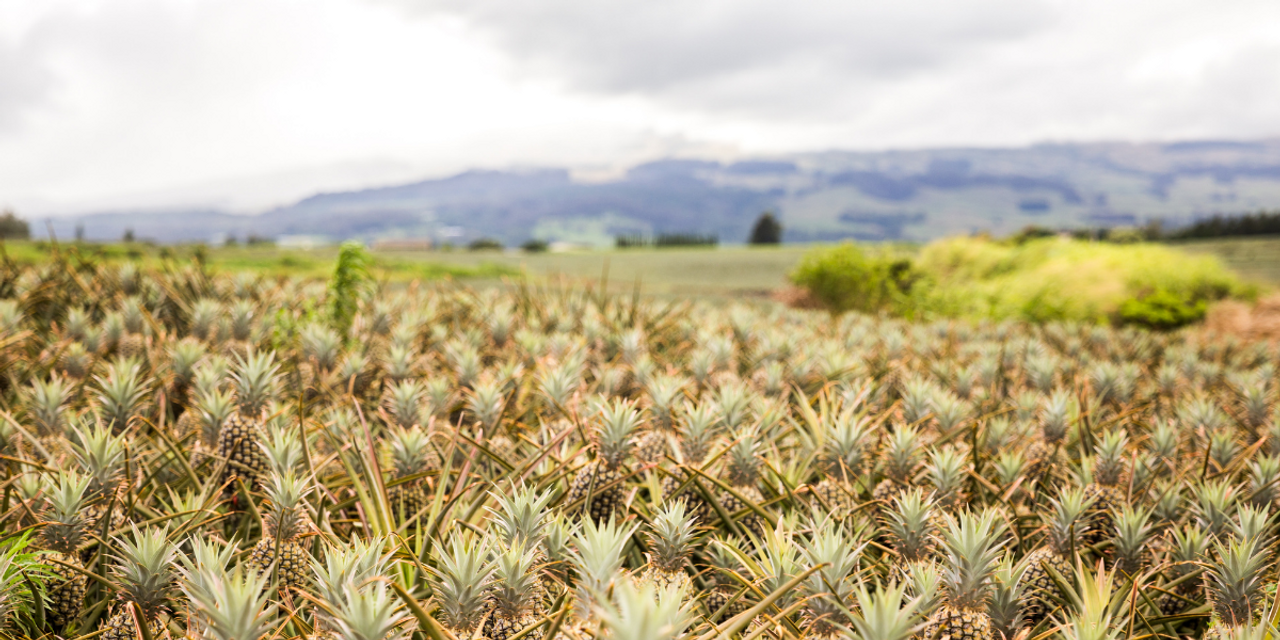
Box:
[788,243,920,315]
[915,236,1254,328]
[0,210,29,240]
[468,238,503,251]
[521,239,549,253]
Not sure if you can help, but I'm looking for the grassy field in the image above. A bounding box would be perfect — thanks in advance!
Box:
[3,237,1276,299]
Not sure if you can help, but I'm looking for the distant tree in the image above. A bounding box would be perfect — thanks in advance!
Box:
[749,212,782,245]
[468,237,503,251]
[0,209,30,240]
[75,223,85,242]
[521,238,549,253]
[122,228,135,243]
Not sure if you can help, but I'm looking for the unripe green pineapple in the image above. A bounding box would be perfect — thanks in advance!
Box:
[426,533,494,639]
[921,510,1006,640]
[659,402,718,520]
[1157,524,1210,617]
[1025,391,1071,484]
[222,300,256,359]
[56,341,92,379]
[384,425,436,521]
[247,470,314,590]
[1109,505,1154,577]
[565,400,640,522]
[484,542,544,640]
[1203,537,1270,636]
[182,388,236,458]
[70,421,130,534]
[799,519,864,640]
[635,374,686,465]
[718,428,766,537]
[884,488,940,576]
[115,298,148,362]
[812,413,875,521]
[39,473,95,631]
[702,537,751,621]
[92,358,150,434]
[640,501,698,593]
[167,337,206,408]
[217,351,277,494]
[873,427,923,512]
[99,525,179,640]
[1082,429,1129,545]
[1018,489,1092,624]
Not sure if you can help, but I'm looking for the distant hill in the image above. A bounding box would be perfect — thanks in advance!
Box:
[48,139,1280,245]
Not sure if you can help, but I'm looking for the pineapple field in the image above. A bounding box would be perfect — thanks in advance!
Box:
[1,244,1280,640]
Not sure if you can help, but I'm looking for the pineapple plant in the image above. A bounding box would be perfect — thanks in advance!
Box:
[98,526,179,640]
[568,516,637,630]
[927,447,969,513]
[1203,537,1271,636]
[1018,488,1093,624]
[873,427,923,513]
[38,472,94,631]
[921,510,1007,640]
[799,519,864,640]
[247,470,314,590]
[640,500,699,593]
[384,425,436,521]
[1025,391,1072,486]
[811,413,875,521]
[1082,430,1130,546]
[596,578,693,640]
[70,421,130,534]
[217,351,278,494]
[883,488,940,576]
[847,580,923,640]
[426,533,494,639]
[1109,505,1155,577]
[115,298,148,362]
[564,400,640,522]
[717,427,767,538]
[483,542,544,640]
[1157,524,1210,617]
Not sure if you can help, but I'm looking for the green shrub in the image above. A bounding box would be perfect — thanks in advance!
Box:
[788,243,920,315]
[791,236,1256,328]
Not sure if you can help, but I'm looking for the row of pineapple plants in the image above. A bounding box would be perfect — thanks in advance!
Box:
[0,249,1276,640]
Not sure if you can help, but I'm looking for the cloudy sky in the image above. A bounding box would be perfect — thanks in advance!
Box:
[2,0,1279,215]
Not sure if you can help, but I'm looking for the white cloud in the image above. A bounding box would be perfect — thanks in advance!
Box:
[1,0,1279,215]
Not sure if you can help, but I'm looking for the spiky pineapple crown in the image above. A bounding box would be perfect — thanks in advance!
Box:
[383,380,426,428]
[466,378,505,430]
[884,488,937,564]
[228,299,255,342]
[1203,537,1272,628]
[195,389,237,445]
[571,516,638,618]
[232,351,279,416]
[800,519,864,624]
[260,424,305,475]
[120,297,147,335]
[679,402,719,464]
[427,534,493,635]
[988,556,1028,639]
[593,400,642,469]
[1044,489,1092,554]
[170,339,206,384]
[489,541,541,618]
[110,525,180,621]
[300,323,342,369]
[1092,430,1129,487]
[262,470,313,541]
[181,564,278,640]
[40,472,93,554]
[725,428,761,487]
[881,427,921,485]
[1110,505,1154,576]
[645,501,699,573]
[1166,524,1210,580]
[312,536,394,615]
[847,581,922,640]
[822,414,874,479]
[93,358,149,430]
[1040,391,1072,444]
[927,447,967,502]
[386,426,433,478]
[26,375,71,438]
[936,510,1006,612]
[1231,504,1274,547]
[489,485,556,550]
[70,421,127,500]
[596,579,692,640]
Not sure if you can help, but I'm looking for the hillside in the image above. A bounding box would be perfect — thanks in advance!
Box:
[49,139,1280,245]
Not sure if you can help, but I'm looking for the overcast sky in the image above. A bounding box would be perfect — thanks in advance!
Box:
[2,0,1279,215]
